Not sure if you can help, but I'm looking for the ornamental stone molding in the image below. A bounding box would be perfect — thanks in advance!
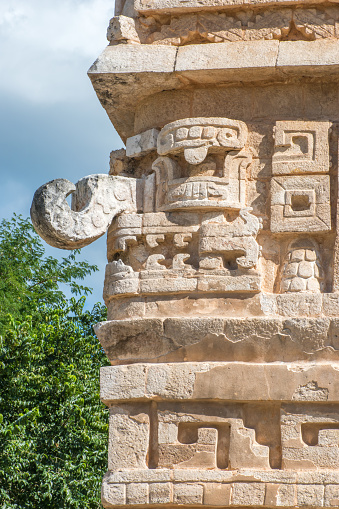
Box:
[31,0,339,508]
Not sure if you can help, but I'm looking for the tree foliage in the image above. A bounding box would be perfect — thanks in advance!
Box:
[0,215,109,508]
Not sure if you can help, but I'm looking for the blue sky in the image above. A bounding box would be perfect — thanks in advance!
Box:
[0,0,123,307]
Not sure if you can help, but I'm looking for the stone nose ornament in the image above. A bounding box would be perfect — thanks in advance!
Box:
[30,174,138,250]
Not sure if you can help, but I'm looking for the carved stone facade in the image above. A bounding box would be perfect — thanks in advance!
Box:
[31,0,339,508]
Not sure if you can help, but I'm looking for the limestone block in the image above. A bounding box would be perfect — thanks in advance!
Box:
[107,15,140,43]
[270,175,331,233]
[157,118,248,164]
[324,294,339,316]
[126,483,148,504]
[197,274,261,293]
[203,483,231,505]
[325,485,339,507]
[109,148,130,176]
[94,318,168,363]
[175,40,279,83]
[30,175,138,249]
[265,484,296,507]
[274,294,323,318]
[140,274,198,295]
[281,405,339,469]
[173,483,203,504]
[277,40,339,73]
[149,483,172,504]
[126,128,159,158]
[296,485,324,507]
[101,482,126,507]
[100,364,147,403]
[272,121,330,175]
[232,482,265,506]
[101,362,339,403]
[108,405,150,470]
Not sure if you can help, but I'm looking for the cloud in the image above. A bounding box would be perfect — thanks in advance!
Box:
[0,0,121,306]
[0,0,113,103]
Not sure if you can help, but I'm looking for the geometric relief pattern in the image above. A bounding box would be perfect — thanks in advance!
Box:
[272,121,330,175]
[108,402,339,474]
[271,175,331,233]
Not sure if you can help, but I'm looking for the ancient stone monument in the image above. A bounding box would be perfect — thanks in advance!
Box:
[31,0,339,507]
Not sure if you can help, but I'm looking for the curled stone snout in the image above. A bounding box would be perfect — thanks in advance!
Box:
[30,174,137,250]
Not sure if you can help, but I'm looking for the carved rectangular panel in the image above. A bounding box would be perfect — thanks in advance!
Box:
[270,175,331,233]
[103,400,339,507]
[281,404,339,469]
[156,403,272,470]
[272,121,330,176]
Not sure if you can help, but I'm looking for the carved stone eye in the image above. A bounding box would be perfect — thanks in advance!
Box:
[217,128,237,146]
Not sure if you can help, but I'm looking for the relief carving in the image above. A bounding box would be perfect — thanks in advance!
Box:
[30,175,138,249]
[111,6,339,46]
[279,239,324,293]
[30,2,339,507]
[271,175,331,233]
[281,405,339,469]
[272,121,330,175]
[157,117,248,164]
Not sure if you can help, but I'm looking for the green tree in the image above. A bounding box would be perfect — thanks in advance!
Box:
[0,215,109,509]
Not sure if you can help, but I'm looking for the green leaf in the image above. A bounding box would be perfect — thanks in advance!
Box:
[0,215,109,508]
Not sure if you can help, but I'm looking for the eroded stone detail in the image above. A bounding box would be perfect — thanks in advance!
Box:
[271,175,331,233]
[30,175,138,249]
[31,2,339,508]
[108,6,339,46]
[157,118,248,164]
[280,239,324,294]
[272,121,330,175]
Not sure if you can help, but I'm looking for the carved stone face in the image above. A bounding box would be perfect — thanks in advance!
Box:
[31,3,339,508]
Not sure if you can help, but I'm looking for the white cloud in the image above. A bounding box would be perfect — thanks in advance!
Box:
[0,0,113,103]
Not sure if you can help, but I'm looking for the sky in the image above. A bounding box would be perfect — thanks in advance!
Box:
[0,0,123,308]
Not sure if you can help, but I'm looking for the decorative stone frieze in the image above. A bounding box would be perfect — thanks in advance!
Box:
[31,1,339,508]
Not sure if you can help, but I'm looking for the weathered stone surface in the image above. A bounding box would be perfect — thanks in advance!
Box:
[31,3,339,509]
[107,15,140,43]
[272,120,330,175]
[88,40,339,140]
[271,175,331,233]
[95,316,339,364]
[31,175,138,249]
[100,362,339,403]
[133,0,339,16]
[126,128,159,158]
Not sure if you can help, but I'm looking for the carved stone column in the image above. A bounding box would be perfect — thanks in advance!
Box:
[31,1,339,508]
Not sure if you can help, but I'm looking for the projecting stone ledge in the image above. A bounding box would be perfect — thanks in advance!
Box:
[96,313,339,364]
[88,40,339,140]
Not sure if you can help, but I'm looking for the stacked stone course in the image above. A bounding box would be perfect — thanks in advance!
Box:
[31,0,339,507]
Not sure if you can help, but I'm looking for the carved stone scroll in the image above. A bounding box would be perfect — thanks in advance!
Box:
[31,175,138,249]
[30,2,339,508]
